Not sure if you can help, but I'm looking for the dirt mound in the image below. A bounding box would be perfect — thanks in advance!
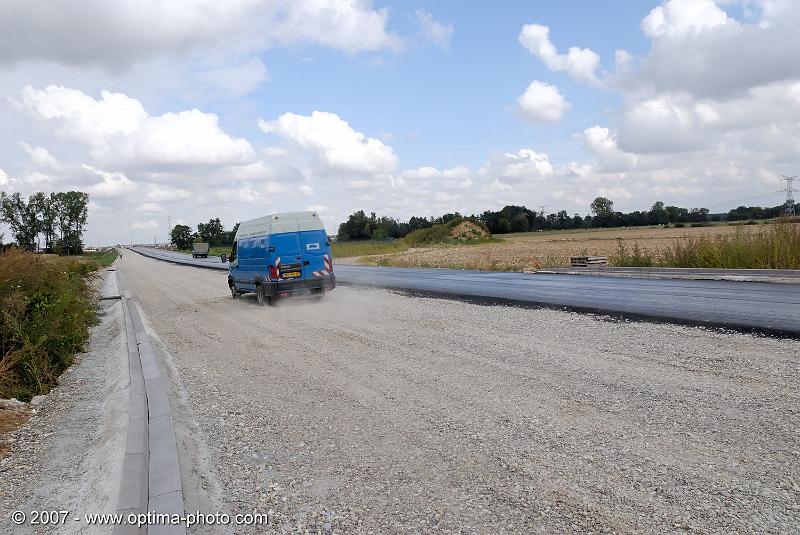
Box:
[449,220,490,241]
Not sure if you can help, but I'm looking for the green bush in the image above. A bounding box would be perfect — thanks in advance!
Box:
[0,249,97,400]
[403,217,491,246]
[403,223,455,246]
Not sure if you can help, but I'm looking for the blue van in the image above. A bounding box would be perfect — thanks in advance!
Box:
[227,211,336,305]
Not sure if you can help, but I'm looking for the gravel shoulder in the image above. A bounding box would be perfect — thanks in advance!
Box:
[120,251,800,534]
[0,276,128,535]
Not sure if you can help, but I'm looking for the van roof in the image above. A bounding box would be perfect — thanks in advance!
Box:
[235,211,325,240]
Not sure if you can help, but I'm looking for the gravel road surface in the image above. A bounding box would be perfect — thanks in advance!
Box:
[130,247,800,336]
[120,251,800,534]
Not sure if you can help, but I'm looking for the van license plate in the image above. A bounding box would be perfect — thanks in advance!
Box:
[282,271,301,278]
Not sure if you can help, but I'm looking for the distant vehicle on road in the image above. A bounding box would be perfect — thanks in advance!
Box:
[192,242,209,258]
[227,211,336,305]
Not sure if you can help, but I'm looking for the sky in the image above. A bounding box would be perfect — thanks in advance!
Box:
[0,0,798,245]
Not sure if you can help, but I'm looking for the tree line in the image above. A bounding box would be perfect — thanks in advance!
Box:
[336,196,796,241]
[336,210,461,241]
[0,191,89,254]
[170,218,240,250]
[726,204,790,221]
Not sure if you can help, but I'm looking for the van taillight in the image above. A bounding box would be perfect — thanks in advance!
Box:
[269,265,279,279]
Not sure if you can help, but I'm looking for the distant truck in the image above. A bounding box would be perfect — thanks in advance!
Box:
[227,211,336,305]
[192,242,210,258]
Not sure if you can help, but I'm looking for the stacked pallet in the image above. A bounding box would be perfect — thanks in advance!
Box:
[570,256,608,267]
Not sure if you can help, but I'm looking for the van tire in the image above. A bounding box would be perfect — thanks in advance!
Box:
[256,285,265,305]
[229,281,238,299]
[256,284,274,306]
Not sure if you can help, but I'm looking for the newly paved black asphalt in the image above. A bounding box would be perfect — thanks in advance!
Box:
[130,247,800,336]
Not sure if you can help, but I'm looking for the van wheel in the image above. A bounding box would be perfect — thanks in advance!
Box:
[229,281,238,299]
[256,285,274,306]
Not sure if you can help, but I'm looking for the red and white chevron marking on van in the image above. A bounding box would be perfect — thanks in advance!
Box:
[312,254,334,277]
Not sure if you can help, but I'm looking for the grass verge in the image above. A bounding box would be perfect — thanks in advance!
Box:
[208,246,230,256]
[83,249,119,267]
[41,249,119,274]
[333,240,409,258]
[1,249,98,401]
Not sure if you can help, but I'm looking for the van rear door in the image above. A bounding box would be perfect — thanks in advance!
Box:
[269,230,303,280]
[299,230,330,280]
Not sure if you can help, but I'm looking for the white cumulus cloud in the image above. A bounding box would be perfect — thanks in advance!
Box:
[398,165,472,190]
[214,185,261,203]
[20,142,59,169]
[80,165,137,198]
[20,85,147,144]
[581,126,638,172]
[625,0,800,98]
[518,24,600,84]
[517,81,570,123]
[264,0,402,53]
[0,0,401,68]
[642,0,729,38]
[21,85,255,168]
[146,184,191,202]
[479,149,555,192]
[259,111,398,175]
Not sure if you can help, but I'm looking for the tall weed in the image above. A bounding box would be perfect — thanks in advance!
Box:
[613,221,800,269]
[661,221,800,269]
[0,249,97,400]
[613,241,654,267]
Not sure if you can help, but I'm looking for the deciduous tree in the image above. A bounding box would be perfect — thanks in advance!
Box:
[170,224,194,250]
